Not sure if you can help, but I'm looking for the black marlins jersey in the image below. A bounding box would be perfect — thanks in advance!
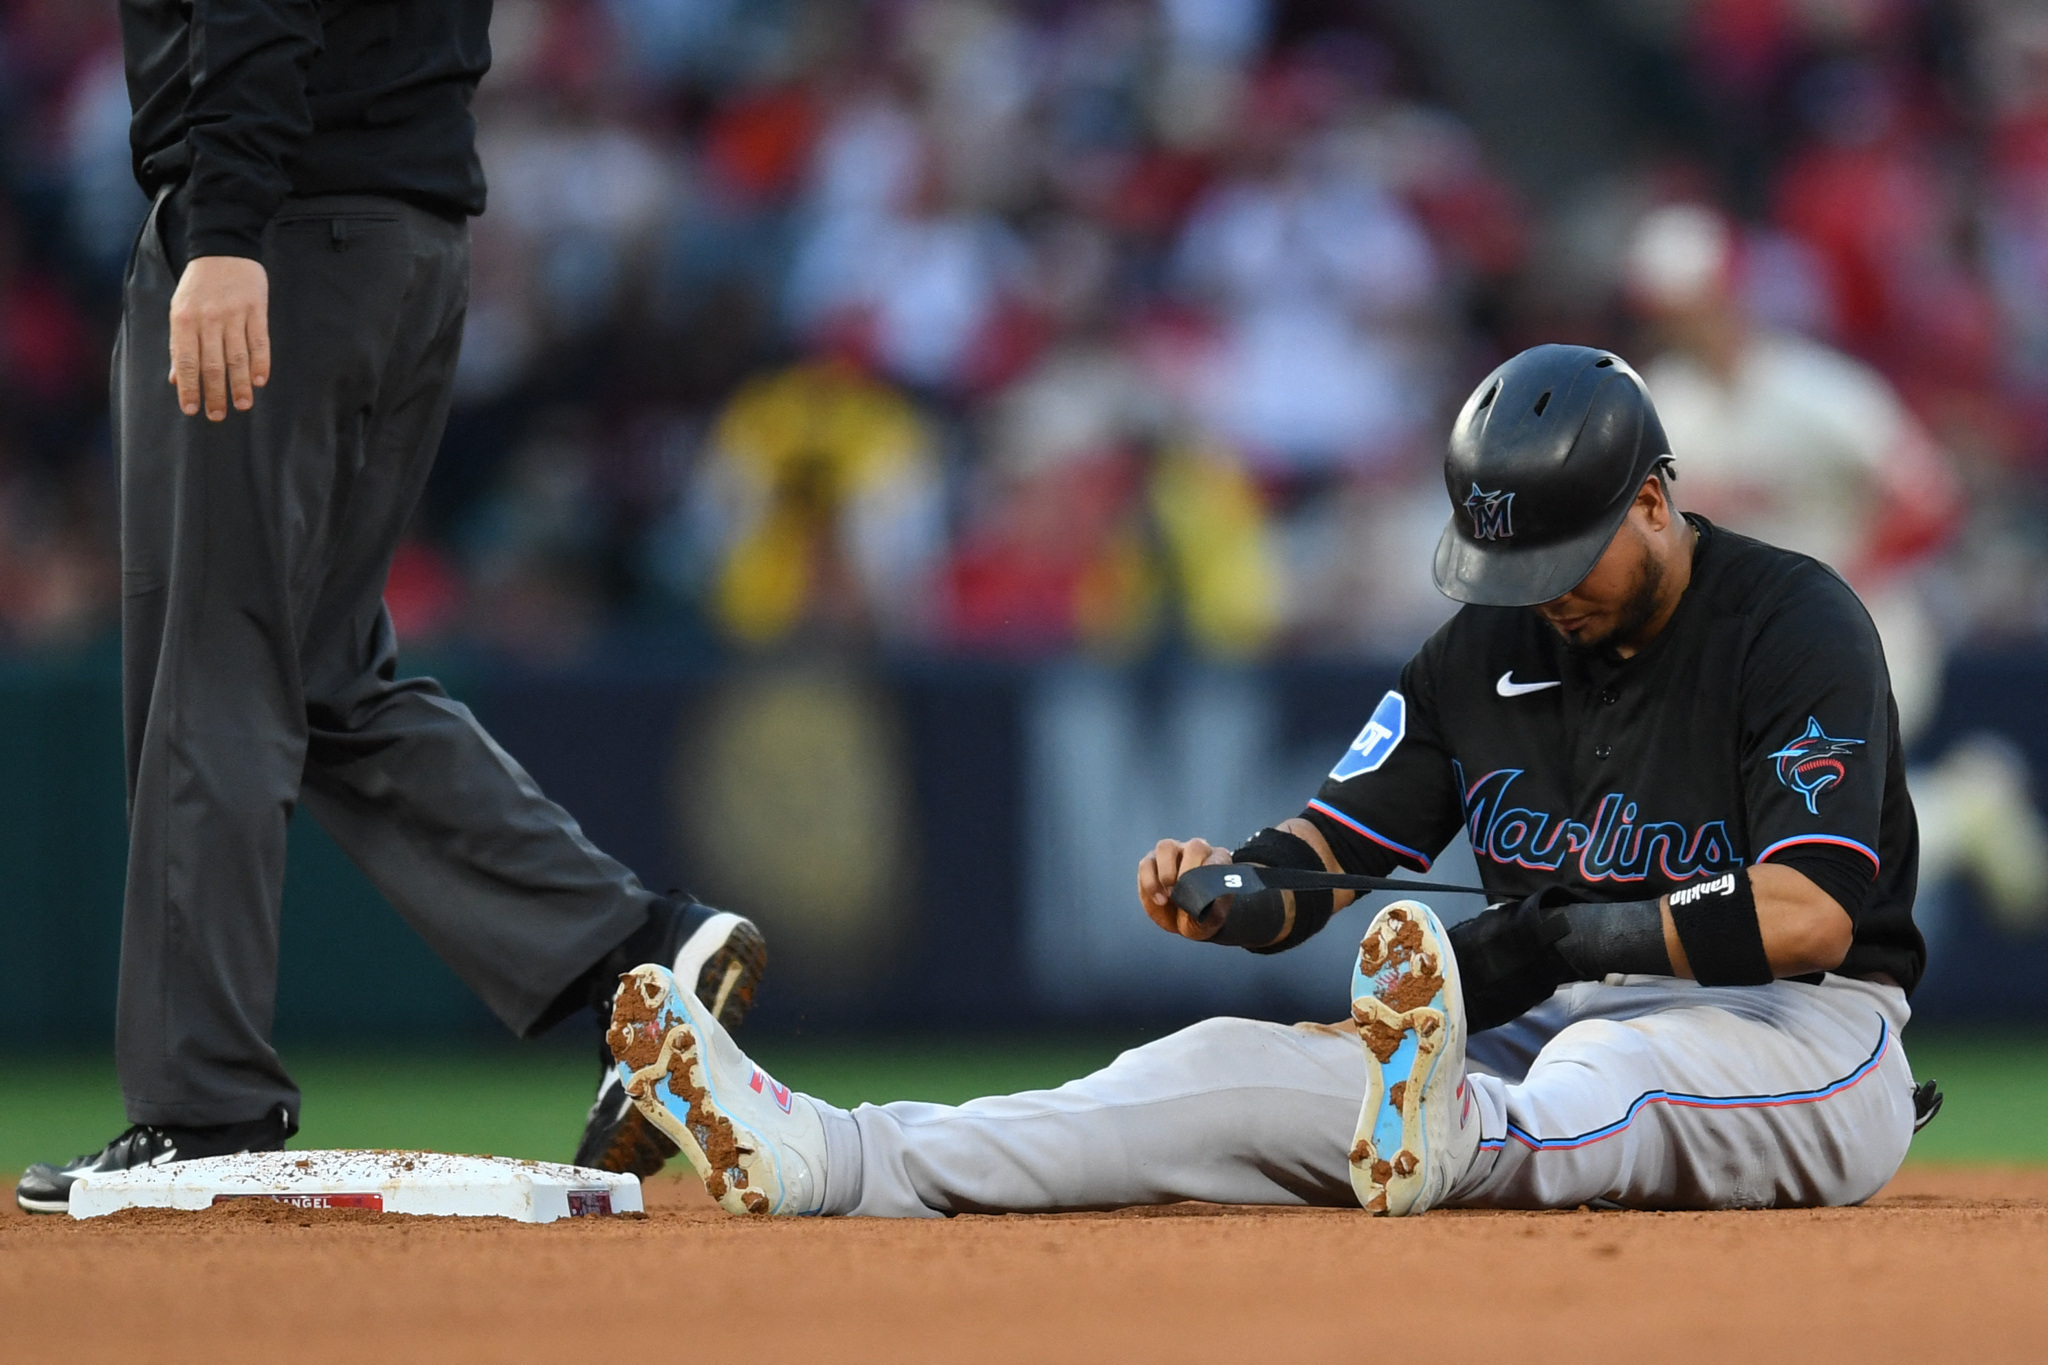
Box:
[1301,516,1925,992]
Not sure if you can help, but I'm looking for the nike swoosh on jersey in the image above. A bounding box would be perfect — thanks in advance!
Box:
[1496,672,1562,697]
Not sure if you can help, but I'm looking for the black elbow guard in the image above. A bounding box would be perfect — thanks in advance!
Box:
[1668,871,1773,986]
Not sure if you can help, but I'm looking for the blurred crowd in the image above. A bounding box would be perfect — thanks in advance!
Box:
[5,0,2048,667]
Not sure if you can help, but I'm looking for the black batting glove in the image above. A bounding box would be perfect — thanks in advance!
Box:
[1446,887,1576,1033]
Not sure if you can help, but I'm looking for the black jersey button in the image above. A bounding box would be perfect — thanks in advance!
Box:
[1600,688,1619,705]
[1595,744,1612,759]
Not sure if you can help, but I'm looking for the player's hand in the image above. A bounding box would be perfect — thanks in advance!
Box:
[1138,838,1233,941]
[168,255,271,421]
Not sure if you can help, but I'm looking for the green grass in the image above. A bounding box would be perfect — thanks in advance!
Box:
[1,1030,2041,1177]
[1891,1033,2048,1164]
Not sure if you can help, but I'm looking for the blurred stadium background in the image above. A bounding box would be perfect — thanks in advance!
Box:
[4,0,2048,1168]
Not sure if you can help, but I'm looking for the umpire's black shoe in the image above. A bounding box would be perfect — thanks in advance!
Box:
[14,1104,297,1215]
[573,896,767,1177]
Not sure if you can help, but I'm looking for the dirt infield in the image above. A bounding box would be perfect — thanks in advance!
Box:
[5,1167,2044,1363]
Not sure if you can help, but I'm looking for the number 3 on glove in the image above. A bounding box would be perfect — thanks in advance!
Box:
[1169,864,1486,919]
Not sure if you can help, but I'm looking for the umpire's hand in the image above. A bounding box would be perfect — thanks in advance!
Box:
[1138,838,1232,941]
[168,256,271,421]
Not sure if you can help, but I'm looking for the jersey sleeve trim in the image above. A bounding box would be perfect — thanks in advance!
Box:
[1305,799,1433,871]
[1757,833,1880,872]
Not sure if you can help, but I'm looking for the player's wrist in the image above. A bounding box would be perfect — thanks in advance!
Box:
[1446,893,1572,1030]
[1446,887,1670,1030]
[1211,827,1333,952]
[1550,896,1672,979]
[1204,888,1294,948]
[1665,870,1772,985]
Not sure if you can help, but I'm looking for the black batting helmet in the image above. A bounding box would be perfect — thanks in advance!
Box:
[1432,344,1671,608]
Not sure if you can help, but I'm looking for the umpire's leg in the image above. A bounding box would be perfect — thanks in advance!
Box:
[286,203,652,1037]
[117,192,321,1127]
[115,194,647,1128]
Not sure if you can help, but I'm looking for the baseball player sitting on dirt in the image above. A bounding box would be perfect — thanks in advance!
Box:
[601,344,1934,1218]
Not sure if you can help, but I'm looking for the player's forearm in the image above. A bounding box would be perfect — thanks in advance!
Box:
[1660,864,1853,980]
[1455,864,1855,1031]
[1275,818,1358,914]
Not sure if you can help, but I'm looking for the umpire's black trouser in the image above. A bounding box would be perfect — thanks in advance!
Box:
[113,192,652,1127]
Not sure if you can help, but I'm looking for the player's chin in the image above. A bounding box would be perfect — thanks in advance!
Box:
[1542,614,1610,650]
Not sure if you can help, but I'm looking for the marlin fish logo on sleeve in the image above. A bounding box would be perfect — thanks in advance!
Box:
[1769,718,1865,815]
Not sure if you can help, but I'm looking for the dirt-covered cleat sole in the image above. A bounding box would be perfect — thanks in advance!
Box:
[606,964,823,1216]
[1349,900,1476,1216]
[575,910,768,1177]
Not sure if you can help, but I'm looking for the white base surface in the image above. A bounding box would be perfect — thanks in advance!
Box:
[68,1150,643,1223]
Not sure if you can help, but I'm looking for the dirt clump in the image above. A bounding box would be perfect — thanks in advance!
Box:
[1358,909,1425,973]
[1355,1013,1407,1064]
[606,973,666,1072]
[1377,952,1442,1014]
[1355,907,1445,1019]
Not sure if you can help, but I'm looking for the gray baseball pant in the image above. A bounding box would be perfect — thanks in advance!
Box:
[808,973,1916,1215]
[113,192,653,1127]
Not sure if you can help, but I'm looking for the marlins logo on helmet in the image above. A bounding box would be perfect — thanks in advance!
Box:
[1464,484,1514,540]
[1769,717,1865,815]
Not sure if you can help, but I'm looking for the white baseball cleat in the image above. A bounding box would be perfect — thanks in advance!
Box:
[606,963,826,1216]
[574,902,768,1177]
[1349,900,1480,1216]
